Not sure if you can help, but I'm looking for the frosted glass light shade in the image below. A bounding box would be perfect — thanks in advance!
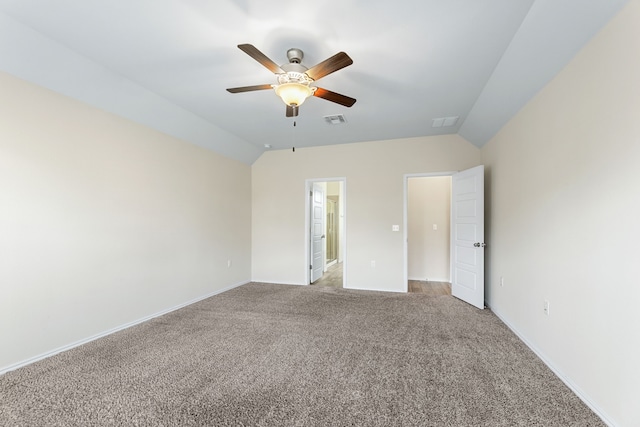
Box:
[275,83,313,107]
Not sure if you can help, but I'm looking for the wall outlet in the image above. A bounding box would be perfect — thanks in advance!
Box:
[227,260,232,268]
[544,300,550,316]
[371,260,376,268]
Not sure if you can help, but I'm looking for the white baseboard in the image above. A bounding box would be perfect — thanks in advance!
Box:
[408,277,450,282]
[488,305,616,427]
[252,280,306,286]
[344,285,401,293]
[0,280,249,376]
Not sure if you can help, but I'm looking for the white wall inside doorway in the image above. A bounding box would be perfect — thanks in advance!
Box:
[407,176,451,282]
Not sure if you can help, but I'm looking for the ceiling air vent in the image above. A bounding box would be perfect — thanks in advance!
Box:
[431,116,459,128]
[324,114,347,125]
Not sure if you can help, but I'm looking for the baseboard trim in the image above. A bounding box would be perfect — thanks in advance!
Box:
[252,280,306,286]
[0,280,250,376]
[408,277,450,282]
[488,305,616,427]
[344,285,401,293]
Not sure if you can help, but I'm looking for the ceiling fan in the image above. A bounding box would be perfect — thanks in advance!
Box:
[226,44,356,117]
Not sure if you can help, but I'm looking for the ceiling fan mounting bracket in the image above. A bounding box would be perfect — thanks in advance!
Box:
[286,48,304,64]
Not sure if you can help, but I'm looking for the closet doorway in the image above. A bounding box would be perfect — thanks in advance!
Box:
[405,174,452,293]
[403,167,486,308]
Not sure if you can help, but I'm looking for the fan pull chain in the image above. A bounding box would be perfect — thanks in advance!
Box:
[292,121,296,152]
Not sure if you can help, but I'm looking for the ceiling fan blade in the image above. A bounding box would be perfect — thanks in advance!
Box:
[313,87,357,107]
[226,84,273,93]
[238,44,284,74]
[286,105,299,117]
[306,52,353,81]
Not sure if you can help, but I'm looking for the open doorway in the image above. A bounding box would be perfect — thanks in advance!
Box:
[405,174,452,295]
[403,167,486,308]
[305,178,346,288]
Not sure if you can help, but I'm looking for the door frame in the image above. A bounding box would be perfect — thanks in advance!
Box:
[402,172,456,293]
[305,177,347,287]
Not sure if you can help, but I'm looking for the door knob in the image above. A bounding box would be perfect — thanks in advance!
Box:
[474,242,486,248]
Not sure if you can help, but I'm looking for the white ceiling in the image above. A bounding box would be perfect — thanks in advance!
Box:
[0,0,629,164]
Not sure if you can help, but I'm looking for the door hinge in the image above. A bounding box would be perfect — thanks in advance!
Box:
[310,264,313,270]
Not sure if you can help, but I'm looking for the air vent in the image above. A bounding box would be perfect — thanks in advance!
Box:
[324,114,347,125]
[432,116,459,128]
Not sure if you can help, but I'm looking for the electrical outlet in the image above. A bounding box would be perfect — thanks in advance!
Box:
[227,260,232,268]
[371,260,376,268]
[544,300,550,316]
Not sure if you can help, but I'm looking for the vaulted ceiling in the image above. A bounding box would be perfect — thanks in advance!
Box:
[0,0,629,164]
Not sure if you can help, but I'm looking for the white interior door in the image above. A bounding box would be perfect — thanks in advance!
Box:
[310,183,325,283]
[451,165,485,309]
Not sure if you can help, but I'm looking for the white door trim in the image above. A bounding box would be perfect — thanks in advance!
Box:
[402,171,458,293]
[305,177,347,287]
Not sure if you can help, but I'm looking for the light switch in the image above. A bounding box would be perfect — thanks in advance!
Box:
[392,225,400,231]
[433,224,438,230]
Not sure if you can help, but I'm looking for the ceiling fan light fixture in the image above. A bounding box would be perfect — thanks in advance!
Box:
[275,83,315,107]
[227,44,355,116]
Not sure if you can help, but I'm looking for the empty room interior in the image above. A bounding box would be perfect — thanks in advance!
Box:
[1,1,639,426]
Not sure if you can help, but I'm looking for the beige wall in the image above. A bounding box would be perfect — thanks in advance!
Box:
[481,1,640,425]
[252,135,480,291]
[407,177,451,282]
[0,72,252,371]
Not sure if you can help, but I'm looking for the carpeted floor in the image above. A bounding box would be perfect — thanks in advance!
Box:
[0,283,604,426]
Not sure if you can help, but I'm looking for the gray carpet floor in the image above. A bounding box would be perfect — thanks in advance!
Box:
[0,283,604,426]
